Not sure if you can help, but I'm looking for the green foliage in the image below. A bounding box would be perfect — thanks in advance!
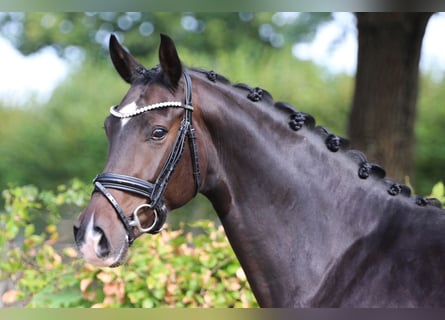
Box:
[0,182,258,308]
[416,75,445,194]
[428,182,445,206]
[0,13,332,59]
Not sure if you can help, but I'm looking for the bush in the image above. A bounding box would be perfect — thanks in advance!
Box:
[0,181,258,308]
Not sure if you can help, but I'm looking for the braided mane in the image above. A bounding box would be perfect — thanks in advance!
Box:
[191,67,442,209]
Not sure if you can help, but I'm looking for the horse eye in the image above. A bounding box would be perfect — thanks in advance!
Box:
[151,127,168,140]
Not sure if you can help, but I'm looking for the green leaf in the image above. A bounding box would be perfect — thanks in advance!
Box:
[431,182,444,198]
[29,287,84,307]
[24,224,35,237]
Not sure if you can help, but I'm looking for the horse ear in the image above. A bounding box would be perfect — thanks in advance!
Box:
[109,34,144,84]
[159,33,182,88]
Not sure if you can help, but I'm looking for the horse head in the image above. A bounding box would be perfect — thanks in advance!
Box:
[73,34,203,267]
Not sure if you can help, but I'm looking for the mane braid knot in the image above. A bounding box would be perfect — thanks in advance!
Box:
[207,70,217,82]
[326,134,342,152]
[288,112,315,131]
[415,197,429,207]
[247,87,263,102]
[387,183,403,196]
[289,112,306,131]
[358,162,372,179]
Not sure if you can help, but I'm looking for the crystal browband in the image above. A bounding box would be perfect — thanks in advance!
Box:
[109,101,184,118]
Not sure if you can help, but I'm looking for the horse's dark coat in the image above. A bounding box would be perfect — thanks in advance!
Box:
[75,34,445,307]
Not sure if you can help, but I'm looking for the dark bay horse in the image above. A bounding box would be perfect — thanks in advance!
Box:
[74,34,445,307]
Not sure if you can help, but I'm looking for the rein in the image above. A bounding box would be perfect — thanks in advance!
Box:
[93,70,200,245]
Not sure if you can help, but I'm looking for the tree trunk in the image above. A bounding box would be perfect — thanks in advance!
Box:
[348,13,433,184]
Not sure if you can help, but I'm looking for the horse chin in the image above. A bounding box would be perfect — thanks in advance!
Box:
[79,235,130,268]
[107,251,128,268]
[105,243,129,268]
[83,246,129,268]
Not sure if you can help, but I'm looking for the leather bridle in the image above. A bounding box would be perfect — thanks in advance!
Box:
[93,70,200,245]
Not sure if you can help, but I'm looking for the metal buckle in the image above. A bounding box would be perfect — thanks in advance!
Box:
[129,204,160,233]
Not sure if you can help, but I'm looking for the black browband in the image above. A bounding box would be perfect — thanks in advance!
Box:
[93,70,200,245]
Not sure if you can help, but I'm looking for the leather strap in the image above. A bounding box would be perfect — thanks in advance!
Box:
[94,180,135,244]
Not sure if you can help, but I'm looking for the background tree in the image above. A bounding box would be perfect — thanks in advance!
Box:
[349,12,433,183]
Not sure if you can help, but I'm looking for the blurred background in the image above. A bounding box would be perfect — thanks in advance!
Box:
[0,11,444,221]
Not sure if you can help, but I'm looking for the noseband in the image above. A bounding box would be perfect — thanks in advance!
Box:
[93,70,200,245]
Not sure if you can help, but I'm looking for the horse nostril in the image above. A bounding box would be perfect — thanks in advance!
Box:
[94,226,111,258]
[73,223,83,244]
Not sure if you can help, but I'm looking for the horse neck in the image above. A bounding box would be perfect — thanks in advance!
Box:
[194,74,390,306]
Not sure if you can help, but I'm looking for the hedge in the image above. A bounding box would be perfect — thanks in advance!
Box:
[0,181,257,307]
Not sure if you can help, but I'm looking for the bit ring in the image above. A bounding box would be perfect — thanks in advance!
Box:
[129,204,159,233]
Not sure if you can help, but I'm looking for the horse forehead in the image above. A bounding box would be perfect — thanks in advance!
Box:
[120,80,167,105]
[114,83,173,127]
[119,101,139,114]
